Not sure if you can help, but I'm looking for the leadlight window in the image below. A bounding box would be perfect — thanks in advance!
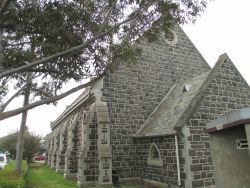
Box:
[147,143,163,167]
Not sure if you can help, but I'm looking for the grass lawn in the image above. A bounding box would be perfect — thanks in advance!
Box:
[0,160,27,187]
[26,163,77,188]
[26,163,140,188]
[119,182,141,188]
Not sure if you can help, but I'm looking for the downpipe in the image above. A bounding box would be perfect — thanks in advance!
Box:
[175,134,181,187]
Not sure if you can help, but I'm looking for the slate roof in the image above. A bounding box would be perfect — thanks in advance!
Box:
[135,72,209,137]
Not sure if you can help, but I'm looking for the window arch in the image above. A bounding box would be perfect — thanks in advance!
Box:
[147,143,163,167]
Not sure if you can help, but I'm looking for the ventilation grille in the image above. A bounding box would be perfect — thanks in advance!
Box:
[236,139,248,150]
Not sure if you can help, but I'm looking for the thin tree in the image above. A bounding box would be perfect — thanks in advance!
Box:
[15,73,32,173]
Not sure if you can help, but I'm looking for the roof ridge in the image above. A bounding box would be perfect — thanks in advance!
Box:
[174,54,230,130]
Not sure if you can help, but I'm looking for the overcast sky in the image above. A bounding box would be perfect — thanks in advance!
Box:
[1,0,250,138]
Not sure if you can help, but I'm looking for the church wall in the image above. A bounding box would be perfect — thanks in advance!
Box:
[134,136,186,187]
[185,58,250,187]
[102,25,210,179]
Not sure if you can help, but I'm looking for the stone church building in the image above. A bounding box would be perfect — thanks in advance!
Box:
[46,25,250,188]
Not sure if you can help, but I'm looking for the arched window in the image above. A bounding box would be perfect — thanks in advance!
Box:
[147,143,163,167]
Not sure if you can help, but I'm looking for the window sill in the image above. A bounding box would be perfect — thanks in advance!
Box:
[147,158,163,167]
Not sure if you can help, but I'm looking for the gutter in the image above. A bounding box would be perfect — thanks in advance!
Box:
[207,118,250,133]
[206,107,250,133]
[51,92,91,129]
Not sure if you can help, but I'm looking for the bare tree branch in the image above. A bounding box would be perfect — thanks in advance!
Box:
[0,73,37,112]
[0,32,3,70]
[0,83,27,113]
[27,68,97,78]
[0,74,104,120]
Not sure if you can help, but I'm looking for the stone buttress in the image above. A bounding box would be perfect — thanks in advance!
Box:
[77,104,96,187]
[46,134,53,166]
[64,113,81,179]
[77,79,112,187]
[51,126,62,169]
[47,78,112,187]
[96,101,112,186]
[56,121,68,173]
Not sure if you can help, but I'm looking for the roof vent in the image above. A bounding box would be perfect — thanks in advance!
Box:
[183,84,191,93]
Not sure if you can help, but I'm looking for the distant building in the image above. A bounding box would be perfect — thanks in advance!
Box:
[39,143,47,155]
[46,24,250,188]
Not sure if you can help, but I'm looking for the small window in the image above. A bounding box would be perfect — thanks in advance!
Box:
[236,139,248,150]
[147,143,163,167]
[165,31,174,42]
[162,30,178,46]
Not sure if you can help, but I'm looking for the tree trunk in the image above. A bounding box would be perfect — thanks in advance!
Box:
[0,30,3,70]
[15,75,32,174]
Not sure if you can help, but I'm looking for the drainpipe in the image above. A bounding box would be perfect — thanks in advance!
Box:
[108,72,111,145]
[175,134,181,187]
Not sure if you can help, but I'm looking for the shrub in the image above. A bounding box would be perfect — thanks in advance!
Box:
[0,131,41,163]
[0,160,28,188]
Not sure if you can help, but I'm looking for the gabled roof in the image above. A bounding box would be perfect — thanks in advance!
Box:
[135,53,246,137]
[135,72,209,137]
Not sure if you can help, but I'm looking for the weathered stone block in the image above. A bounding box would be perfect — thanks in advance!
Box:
[191,164,202,172]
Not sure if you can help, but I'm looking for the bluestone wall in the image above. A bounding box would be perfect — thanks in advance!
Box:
[102,25,210,178]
